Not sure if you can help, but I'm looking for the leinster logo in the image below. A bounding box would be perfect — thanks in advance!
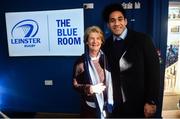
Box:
[11,19,39,38]
[10,19,41,47]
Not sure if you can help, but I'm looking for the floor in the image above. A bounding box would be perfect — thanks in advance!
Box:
[162,93,180,110]
[162,93,180,118]
[162,110,180,118]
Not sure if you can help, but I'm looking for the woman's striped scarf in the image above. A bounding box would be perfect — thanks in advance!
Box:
[84,48,114,119]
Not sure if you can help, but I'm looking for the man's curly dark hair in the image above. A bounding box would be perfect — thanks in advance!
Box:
[102,3,127,23]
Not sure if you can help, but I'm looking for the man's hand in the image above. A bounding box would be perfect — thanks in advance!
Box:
[90,83,106,94]
[144,103,157,118]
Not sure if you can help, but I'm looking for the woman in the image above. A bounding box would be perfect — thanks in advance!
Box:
[72,26,113,118]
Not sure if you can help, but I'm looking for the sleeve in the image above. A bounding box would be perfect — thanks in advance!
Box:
[143,34,160,105]
[72,57,92,96]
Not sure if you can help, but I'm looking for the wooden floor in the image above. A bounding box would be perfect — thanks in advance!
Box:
[163,93,180,110]
[162,93,180,118]
[162,110,180,118]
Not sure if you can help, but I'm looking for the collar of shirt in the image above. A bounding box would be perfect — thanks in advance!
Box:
[113,27,128,41]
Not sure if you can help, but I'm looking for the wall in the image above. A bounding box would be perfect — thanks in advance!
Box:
[0,0,168,116]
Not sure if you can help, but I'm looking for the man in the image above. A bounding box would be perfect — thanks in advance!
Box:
[102,3,160,118]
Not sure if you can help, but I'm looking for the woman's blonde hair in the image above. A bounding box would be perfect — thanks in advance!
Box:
[84,26,104,45]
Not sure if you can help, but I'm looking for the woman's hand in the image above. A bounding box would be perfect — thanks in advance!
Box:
[90,83,106,94]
